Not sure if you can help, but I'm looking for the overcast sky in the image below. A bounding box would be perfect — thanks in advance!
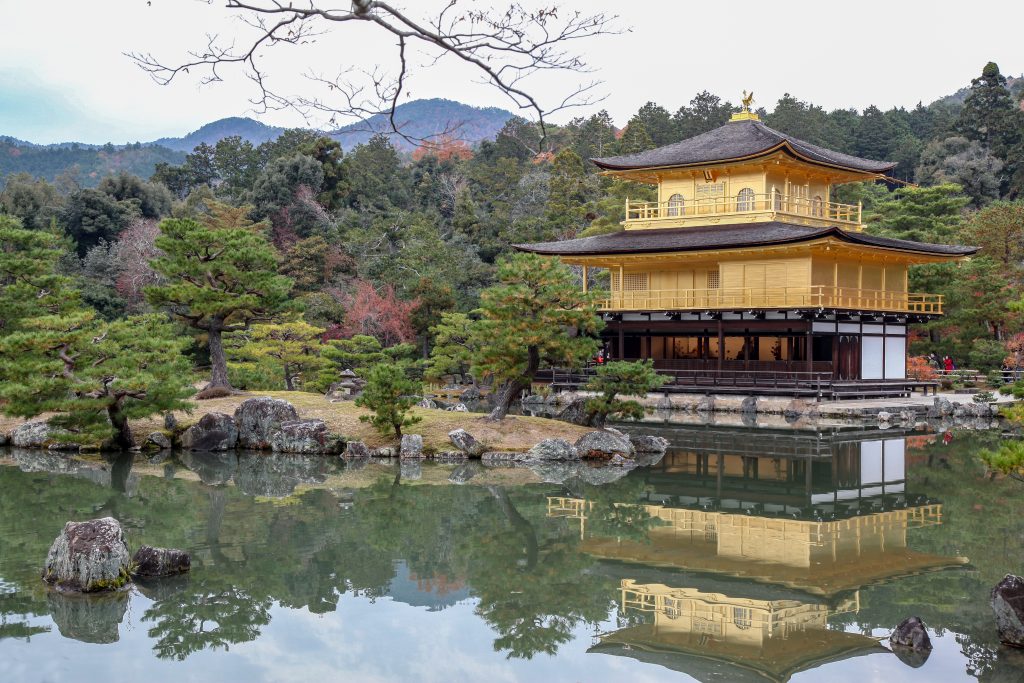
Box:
[2,0,1022,144]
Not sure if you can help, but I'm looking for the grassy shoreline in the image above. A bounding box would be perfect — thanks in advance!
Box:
[2,390,591,453]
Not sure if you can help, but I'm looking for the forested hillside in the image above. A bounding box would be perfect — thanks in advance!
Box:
[2,61,1023,386]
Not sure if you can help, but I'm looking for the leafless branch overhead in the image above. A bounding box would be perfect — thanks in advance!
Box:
[127,1,621,148]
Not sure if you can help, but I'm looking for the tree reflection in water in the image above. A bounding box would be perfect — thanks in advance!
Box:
[1,429,1023,679]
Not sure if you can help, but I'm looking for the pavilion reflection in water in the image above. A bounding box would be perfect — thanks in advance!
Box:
[547,429,967,682]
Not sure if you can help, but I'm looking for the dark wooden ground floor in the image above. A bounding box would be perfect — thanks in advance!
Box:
[539,314,937,399]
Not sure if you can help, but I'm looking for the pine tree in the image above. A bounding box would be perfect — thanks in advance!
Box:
[0,216,78,334]
[426,312,481,385]
[584,360,665,427]
[226,320,328,391]
[472,253,603,419]
[956,62,1024,195]
[0,309,194,449]
[145,202,295,391]
[617,120,655,155]
[355,363,422,439]
[544,148,590,239]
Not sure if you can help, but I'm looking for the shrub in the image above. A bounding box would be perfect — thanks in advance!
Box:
[355,363,422,439]
[584,360,666,427]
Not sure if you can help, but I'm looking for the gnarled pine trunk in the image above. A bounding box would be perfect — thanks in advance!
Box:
[487,345,540,420]
[107,401,134,451]
[206,323,232,390]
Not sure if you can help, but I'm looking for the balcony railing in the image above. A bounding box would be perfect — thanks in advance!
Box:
[596,285,943,314]
[626,193,862,227]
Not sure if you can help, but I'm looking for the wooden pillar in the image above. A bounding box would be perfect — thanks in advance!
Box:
[617,325,625,360]
[806,325,813,375]
[582,265,588,293]
[717,319,724,374]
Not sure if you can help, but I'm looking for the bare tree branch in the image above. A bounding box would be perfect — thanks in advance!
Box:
[127,1,621,149]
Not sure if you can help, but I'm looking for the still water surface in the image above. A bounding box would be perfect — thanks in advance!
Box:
[1,425,1023,682]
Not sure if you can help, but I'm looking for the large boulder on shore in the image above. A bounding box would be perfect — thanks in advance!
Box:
[270,419,342,454]
[526,439,579,461]
[234,397,299,450]
[131,546,191,578]
[343,440,371,459]
[992,574,1024,647]
[181,413,238,451]
[448,429,485,457]
[12,421,77,450]
[42,517,131,593]
[575,430,635,458]
[400,434,424,459]
[556,397,596,427]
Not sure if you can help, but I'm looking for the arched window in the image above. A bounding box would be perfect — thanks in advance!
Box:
[772,188,782,211]
[812,195,824,217]
[736,187,755,212]
[667,193,685,217]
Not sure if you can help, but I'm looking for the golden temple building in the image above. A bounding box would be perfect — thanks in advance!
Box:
[517,103,977,398]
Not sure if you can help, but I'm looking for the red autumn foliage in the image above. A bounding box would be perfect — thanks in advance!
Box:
[411,135,474,162]
[906,355,938,381]
[335,280,418,346]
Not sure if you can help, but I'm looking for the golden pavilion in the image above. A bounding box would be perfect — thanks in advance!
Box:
[517,103,977,398]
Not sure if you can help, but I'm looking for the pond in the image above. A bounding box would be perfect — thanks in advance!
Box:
[1,424,1023,682]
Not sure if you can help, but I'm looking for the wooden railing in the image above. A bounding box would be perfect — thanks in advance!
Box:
[626,193,862,226]
[596,285,943,314]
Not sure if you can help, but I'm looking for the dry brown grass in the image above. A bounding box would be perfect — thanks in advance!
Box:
[129,390,589,452]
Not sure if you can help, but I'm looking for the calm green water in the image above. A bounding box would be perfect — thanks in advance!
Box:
[1,426,1023,682]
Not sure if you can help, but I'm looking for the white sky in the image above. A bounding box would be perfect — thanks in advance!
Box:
[2,0,1022,144]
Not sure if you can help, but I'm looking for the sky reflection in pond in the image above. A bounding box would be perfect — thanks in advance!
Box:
[0,425,1022,682]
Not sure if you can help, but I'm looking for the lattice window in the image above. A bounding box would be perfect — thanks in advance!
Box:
[622,272,649,291]
[736,187,755,211]
[707,270,720,289]
[733,607,753,630]
[812,195,824,217]
[667,193,685,217]
[663,597,683,620]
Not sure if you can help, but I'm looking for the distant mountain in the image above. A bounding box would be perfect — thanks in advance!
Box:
[328,98,514,151]
[151,116,287,152]
[0,98,516,186]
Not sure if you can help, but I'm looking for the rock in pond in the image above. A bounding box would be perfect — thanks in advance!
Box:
[400,433,424,459]
[131,546,191,578]
[42,517,131,593]
[271,419,342,454]
[890,616,932,650]
[632,435,669,454]
[448,429,485,457]
[526,438,579,461]
[992,574,1024,647]
[180,412,238,451]
[235,397,299,449]
[145,432,172,450]
[575,430,635,458]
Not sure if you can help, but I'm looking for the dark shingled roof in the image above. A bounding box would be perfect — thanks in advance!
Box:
[592,119,896,174]
[515,222,977,257]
